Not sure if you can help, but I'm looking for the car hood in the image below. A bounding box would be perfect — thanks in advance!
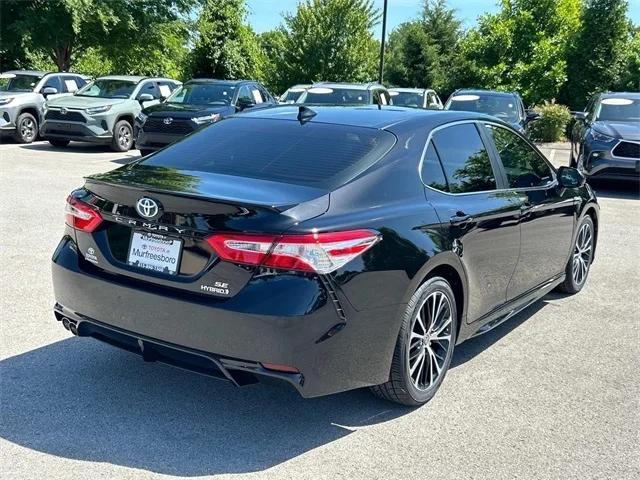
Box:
[593,121,640,141]
[0,91,34,99]
[142,103,234,118]
[47,95,126,109]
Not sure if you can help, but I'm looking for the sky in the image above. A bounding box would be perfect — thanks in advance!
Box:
[246,0,640,34]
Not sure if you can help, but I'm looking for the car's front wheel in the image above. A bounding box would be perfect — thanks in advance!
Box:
[558,216,594,294]
[14,112,38,143]
[111,120,134,152]
[371,277,457,406]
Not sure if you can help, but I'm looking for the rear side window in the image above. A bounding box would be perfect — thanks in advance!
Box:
[431,123,497,193]
[487,125,554,188]
[421,141,448,191]
[144,118,397,190]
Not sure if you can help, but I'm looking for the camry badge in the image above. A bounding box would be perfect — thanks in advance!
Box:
[136,197,161,219]
[163,117,173,125]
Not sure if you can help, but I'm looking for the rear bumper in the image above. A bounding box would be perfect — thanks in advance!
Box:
[51,236,402,397]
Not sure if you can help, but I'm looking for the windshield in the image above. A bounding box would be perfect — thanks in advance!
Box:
[390,91,424,108]
[299,87,369,105]
[446,94,520,123]
[596,98,640,122]
[167,83,235,106]
[0,74,41,92]
[280,88,307,103]
[76,79,137,99]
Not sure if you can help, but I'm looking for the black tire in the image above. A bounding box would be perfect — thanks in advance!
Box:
[111,120,134,152]
[13,112,38,143]
[370,277,458,406]
[139,149,154,157]
[557,216,594,294]
[569,142,577,167]
[48,139,70,148]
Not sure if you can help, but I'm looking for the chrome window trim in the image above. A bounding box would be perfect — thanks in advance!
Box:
[611,139,640,160]
[418,119,558,197]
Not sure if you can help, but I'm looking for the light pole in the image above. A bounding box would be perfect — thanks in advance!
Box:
[378,0,388,84]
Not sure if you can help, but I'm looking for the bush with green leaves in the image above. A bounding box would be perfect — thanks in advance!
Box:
[528,101,572,143]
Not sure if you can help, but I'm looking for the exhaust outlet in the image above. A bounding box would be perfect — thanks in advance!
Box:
[69,321,79,336]
[61,317,70,331]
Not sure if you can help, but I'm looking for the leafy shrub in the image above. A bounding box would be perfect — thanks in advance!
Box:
[528,100,572,142]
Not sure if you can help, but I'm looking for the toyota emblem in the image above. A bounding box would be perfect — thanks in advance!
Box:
[163,117,173,125]
[135,197,161,219]
[60,107,68,115]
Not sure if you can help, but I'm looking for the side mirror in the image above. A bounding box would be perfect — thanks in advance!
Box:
[138,93,154,103]
[236,98,256,111]
[572,111,587,121]
[557,166,585,188]
[526,111,541,123]
[42,87,58,96]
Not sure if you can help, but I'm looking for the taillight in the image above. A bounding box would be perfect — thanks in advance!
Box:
[65,196,103,232]
[206,230,380,274]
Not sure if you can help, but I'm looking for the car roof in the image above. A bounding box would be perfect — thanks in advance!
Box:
[388,88,430,93]
[187,78,255,85]
[453,89,518,98]
[600,91,640,99]
[287,84,311,89]
[311,82,386,91]
[3,70,49,77]
[96,75,178,83]
[235,105,496,132]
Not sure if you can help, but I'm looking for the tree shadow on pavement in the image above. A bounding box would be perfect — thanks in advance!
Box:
[0,337,410,477]
[588,180,639,200]
[18,142,138,164]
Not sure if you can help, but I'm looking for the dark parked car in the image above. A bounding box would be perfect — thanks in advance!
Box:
[53,106,598,406]
[135,79,276,156]
[297,82,392,106]
[445,89,539,134]
[570,92,640,182]
[388,88,443,109]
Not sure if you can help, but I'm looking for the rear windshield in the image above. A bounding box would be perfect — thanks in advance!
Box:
[143,117,396,189]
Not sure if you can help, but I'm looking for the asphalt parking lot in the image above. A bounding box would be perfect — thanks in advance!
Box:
[1,140,639,480]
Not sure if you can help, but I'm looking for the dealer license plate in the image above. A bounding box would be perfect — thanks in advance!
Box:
[127,231,182,275]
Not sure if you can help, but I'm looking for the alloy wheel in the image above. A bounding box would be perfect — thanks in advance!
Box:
[118,125,132,149]
[407,290,453,390]
[20,118,36,141]
[572,222,592,286]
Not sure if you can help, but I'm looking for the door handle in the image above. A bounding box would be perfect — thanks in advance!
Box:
[450,212,474,227]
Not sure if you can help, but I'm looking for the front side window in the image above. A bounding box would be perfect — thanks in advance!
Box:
[76,79,137,99]
[487,125,554,189]
[431,123,497,193]
[166,83,235,106]
[0,74,41,92]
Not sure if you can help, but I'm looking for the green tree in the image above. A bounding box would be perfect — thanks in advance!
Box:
[259,29,288,93]
[616,27,640,92]
[384,0,463,95]
[561,0,632,108]
[276,0,380,88]
[185,0,264,80]
[2,0,195,75]
[460,0,581,105]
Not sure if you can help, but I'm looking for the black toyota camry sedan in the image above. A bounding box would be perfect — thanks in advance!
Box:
[52,106,599,406]
[570,92,640,182]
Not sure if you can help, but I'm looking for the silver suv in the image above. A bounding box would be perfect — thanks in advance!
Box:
[0,70,88,143]
[41,75,181,152]
[297,82,393,106]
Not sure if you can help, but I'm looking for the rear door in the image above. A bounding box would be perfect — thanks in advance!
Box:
[423,122,522,323]
[482,122,576,299]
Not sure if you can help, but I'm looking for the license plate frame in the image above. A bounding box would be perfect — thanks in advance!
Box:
[127,231,183,276]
